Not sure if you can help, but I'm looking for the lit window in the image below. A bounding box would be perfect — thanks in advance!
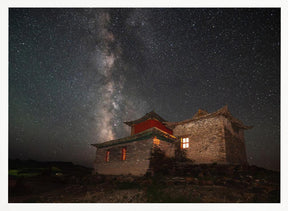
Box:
[181,137,189,149]
[105,150,110,162]
[153,137,160,146]
[121,147,127,161]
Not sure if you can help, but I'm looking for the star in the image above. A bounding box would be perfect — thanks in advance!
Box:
[9,8,280,170]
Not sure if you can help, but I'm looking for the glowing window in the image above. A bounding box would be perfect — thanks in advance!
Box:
[105,150,110,162]
[181,137,189,149]
[121,147,127,161]
[153,137,160,145]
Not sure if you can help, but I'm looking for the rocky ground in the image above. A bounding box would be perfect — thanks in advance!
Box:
[9,164,280,203]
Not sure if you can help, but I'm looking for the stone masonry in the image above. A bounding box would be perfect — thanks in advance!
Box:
[168,106,249,165]
[92,106,251,175]
[92,128,177,176]
[94,138,153,176]
[223,117,248,164]
[173,116,227,164]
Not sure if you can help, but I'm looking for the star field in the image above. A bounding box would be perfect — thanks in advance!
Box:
[9,8,280,170]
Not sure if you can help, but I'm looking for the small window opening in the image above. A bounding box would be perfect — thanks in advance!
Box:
[181,137,189,149]
[121,147,127,161]
[105,150,110,162]
[153,137,160,146]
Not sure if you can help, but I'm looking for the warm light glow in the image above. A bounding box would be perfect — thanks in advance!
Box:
[121,147,127,160]
[153,137,160,145]
[105,150,110,162]
[182,137,189,149]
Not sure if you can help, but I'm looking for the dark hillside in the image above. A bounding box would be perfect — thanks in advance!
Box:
[9,159,279,203]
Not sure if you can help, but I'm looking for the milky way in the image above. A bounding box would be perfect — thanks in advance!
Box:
[9,8,280,170]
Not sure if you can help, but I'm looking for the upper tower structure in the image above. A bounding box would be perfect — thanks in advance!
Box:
[164,106,252,164]
[124,111,173,135]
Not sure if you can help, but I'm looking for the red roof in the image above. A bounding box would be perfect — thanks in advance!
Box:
[124,110,166,126]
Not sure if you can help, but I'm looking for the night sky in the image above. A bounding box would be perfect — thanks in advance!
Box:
[9,8,280,170]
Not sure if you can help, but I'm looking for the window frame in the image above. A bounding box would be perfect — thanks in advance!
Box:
[153,136,160,146]
[105,150,110,162]
[181,137,189,149]
[121,147,127,161]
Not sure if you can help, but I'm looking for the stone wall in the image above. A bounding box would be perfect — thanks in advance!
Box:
[156,139,175,158]
[223,118,247,164]
[173,116,227,164]
[172,115,248,165]
[93,114,248,175]
[93,138,153,176]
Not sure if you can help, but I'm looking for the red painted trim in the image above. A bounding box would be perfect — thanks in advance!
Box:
[133,119,173,135]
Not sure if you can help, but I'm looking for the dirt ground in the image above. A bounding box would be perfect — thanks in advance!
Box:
[9,169,280,203]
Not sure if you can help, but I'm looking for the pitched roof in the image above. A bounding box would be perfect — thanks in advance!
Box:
[164,105,253,130]
[91,127,177,149]
[124,110,166,126]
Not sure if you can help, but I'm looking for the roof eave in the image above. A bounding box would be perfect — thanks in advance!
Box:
[238,125,253,130]
[124,121,133,126]
[91,127,177,149]
[124,111,166,126]
[91,143,98,148]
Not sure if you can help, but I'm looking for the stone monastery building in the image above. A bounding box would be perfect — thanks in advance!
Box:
[92,106,252,176]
